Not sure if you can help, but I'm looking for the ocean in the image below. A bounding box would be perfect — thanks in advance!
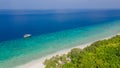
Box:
[0,10,120,68]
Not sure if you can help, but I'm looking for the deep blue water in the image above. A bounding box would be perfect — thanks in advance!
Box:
[0,10,120,42]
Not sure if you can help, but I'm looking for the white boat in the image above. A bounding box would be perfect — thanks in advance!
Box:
[24,34,31,38]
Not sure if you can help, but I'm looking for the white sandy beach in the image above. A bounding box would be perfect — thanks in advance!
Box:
[16,33,120,68]
[17,43,91,68]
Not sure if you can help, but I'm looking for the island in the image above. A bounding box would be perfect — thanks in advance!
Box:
[44,35,120,68]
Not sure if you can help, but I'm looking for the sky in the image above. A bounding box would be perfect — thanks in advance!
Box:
[0,0,120,10]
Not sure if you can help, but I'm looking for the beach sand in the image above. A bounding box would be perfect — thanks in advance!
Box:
[16,33,120,68]
[17,43,90,68]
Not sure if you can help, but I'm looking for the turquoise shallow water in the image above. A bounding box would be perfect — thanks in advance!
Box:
[0,20,120,68]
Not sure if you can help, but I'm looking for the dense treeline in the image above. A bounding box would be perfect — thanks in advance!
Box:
[44,35,120,68]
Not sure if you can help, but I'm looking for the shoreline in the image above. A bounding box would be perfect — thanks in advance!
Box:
[16,33,120,68]
[17,43,91,68]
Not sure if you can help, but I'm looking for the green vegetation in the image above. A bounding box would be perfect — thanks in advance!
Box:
[44,35,120,68]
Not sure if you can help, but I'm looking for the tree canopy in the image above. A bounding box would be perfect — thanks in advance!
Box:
[44,35,120,68]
